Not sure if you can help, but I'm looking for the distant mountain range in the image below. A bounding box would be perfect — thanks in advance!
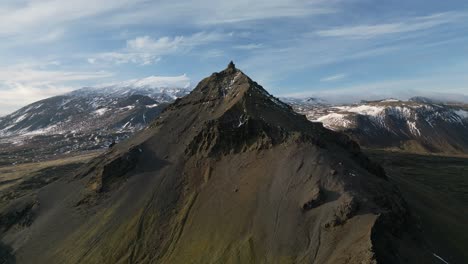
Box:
[2,75,468,166]
[0,78,190,164]
[287,97,468,154]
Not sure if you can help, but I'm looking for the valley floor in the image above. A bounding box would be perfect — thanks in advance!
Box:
[366,150,468,264]
[0,151,101,205]
[0,151,102,190]
[0,149,466,263]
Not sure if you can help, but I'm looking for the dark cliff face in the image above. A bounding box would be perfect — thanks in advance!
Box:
[0,63,433,264]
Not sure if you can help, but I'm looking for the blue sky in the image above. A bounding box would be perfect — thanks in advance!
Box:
[1,0,468,114]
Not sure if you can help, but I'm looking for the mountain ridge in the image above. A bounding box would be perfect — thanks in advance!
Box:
[290,98,468,154]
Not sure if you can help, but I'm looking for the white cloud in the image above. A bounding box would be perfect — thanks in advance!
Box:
[98,75,191,89]
[90,52,161,65]
[35,28,65,43]
[126,36,183,52]
[126,32,226,52]
[0,0,335,42]
[320,73,347,82]
[0,68,112,84]
[0,0,145,36]
[103,0,336,26]
[194,0,335,25]
[0,65,113,115]
[317,12,465,39]
[89,32,231,65]
[245,19,467,91]
[233,43,264,50]
[0,83,75,115]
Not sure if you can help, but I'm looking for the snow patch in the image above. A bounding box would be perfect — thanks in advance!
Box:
[407,121,421,136]
[314,113,352,130]
[34,103,44,109]
[432,253,449,264]
[454,109,468,119]
[386,106,413,120]
[14,114,28,123]
[122,105,135,110]
[380,98,400,102]
[22,124,59,136]
[237,115,248,127]
[146,104,159,108]
[93,108,109,116]
[335,105,385,117]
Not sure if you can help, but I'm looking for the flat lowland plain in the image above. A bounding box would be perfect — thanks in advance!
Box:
[0,151,101,194]
[366,150,468,264]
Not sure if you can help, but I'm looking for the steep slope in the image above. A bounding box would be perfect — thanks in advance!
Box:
[290,98,468,154]
[0,81,189,164]
[0,63,434,263]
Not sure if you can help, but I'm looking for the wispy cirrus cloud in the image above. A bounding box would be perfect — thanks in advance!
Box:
[233,43,264,50]
[316,12,465,39]
[127,32,230,51]
[194,0,336,25]
[0,0,145,36]
[240,10,468,89]
[89,31,233,65]
[89,52,161,66]
[0,0,335,40]
[96,75,191,89]
[320,73,347,82]
[0,65,112,84]
[103,0,337,27]
[35,28,65,43]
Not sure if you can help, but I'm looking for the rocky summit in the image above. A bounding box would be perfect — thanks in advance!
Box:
[0,63,435,263]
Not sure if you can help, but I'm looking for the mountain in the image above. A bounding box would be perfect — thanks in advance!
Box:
[281,97,329,106]
[290,98,468,154]
[0,79,190,164]
[71,75,190,102]
[0,62,434,263]
[408,96,440,104]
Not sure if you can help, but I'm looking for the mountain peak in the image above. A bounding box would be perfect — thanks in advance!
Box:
[178,63,252,106]
[179,64,294,117]
[227,60,236,70]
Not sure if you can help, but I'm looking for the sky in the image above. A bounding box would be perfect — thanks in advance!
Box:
[1,0,468,115]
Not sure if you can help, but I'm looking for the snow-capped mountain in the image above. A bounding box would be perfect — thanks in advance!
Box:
[72,75,190,102]
[289,98,468,154]
[0,78,190,164]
